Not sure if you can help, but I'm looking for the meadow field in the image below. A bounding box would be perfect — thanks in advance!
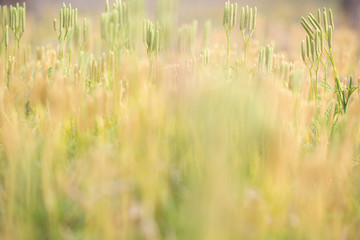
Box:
[0,0,360,239]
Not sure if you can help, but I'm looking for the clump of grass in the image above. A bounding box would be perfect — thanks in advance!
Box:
[157,0,177,49]
[9,2,25,55]
[53,3,78,60]
[143,19,162,82]
[223,1,237,77]
[177,20,197,55]
[0,4,24,87]
[200,48,210,65]
[239,5,257,68]
[101,0,129,55]
[301,10,327,101]
[0,6,7,55]
[301,8,358,114]
[258,44,274,72]
[277,60,294,87]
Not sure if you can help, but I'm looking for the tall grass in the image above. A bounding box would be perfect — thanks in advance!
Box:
[0,1,360,240]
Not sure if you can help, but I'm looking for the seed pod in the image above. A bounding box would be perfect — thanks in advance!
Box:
[60,9,64,29]
[223,1,229,27]
[15,8,19,30]
[308,13,322,31]
[69,4,72,22]
[74,9,78,26]
[258,47,264,69]
[2,6,7,27]
[64,9,68,28]
[83,18,88,43]
[244,5,249,30]
[307,14,318,31]
[232,3,237,28]
[301,40,306,62]
[329,9,334,29]
[147,24,153,50]
[12,8,16,31]
[301,19,314,39]
[317,9,321,24]
[310,39,315,61]
[66,7,70,28]
[249,8,253,32]
[323,8,328,32]
[21,7,25,32]
[266,45,274,71]
[327,26,333,49]
[245,5,250,30]
[70,10,74,27]
[9,6,12,30]
[230,4,234,28]
[19,9,23,32]
[106,0,110,12]
[252,7,257,32]
[265,45,270,67]
[226,2,230,27]
[240,7,245,31]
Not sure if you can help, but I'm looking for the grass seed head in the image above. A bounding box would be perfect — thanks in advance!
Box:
[301,40,306,62]
[317,9,321,24]
[327,26,333,49]
[323,8,328,32]
[329,9,334,29]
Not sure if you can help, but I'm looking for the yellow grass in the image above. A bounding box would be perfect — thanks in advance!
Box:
[0,1,360,240]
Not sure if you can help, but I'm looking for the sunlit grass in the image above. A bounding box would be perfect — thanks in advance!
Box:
[0,1,360,239]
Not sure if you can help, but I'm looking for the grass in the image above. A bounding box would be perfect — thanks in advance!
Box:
[0,1,360,239]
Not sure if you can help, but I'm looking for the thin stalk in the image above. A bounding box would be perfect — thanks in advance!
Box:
[314,59,321,100]
[328,50,339,84]
[320,58,328,92]
[5,46,8,87]
[241,31,252,68]
[226,30,230,78]
[304,59,314,100]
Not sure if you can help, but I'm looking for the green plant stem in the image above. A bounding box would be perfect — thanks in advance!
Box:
[328,50,339,84]
[320,59,327,92]
[5,46,8,88]
[226,30,230,78]
[305,60,314,100]
[241,31,252,68]
[243,40,249,68]
[314,58,321,101]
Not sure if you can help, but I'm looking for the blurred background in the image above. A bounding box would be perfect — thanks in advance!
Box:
[0,0,358,27]
[0,0,357,55]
